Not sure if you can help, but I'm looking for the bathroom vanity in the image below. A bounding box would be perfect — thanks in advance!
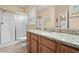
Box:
[27,30,79,53]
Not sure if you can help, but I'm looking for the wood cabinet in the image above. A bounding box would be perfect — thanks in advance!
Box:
[27,32,31,52]
[27,32,79,53]
[30,33,38,53]
[27,32,39,53]
[30,39,38,53]
[39,44,53,53]
[39,36,57,53]
[60,44,79,53]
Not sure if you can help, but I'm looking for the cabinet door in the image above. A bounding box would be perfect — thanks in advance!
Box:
[61,44,79,53]
[30,39,38,53]
[30,33,38,53]
[27,32,31,52]
[40,44,53,53]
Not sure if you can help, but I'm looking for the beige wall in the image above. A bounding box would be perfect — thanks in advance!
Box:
[55,5,69,18]
[69,17,79,30]
[25,6,37,30]
[0,5,24,13]
[37,6,56,29]
[55,5,79,30]
[25,5,79,30]
[37,5,69,29]
[69,5,79,30]
[24,6,34,13]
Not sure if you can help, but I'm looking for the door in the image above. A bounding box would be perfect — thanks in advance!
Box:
[30,39,38,53]
[1,11,15,43]
[15,13,28,40]
[30,33,38,53]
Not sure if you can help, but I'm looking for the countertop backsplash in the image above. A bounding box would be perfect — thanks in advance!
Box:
[36,28,79,35]
[59,29,79,35]
[44,28,79,35]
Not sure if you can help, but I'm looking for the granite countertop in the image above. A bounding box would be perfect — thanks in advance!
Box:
[27,30,79,48]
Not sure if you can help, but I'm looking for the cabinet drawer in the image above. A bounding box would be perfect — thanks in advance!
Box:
[40,44,53,53]
[40,36,57,52]
[61,44,79,53]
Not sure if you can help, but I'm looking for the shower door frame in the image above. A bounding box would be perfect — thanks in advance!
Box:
[0,10,3,44]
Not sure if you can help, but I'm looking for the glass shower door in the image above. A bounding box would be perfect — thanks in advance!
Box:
[15,13,28,41]
[1,11,15,44]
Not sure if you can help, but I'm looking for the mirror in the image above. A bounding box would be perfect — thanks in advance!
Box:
[57,10,69,29]
[74,5,79,13]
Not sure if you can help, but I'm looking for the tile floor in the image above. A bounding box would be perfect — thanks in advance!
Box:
[0,42,27,53]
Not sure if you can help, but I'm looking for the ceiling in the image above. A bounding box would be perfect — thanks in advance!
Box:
[36,5,49,11]
[16,5,28,8]
[17,5,49,8]
[16,5,50,12]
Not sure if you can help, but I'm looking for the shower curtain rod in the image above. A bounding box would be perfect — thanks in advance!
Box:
[0,8,25,15]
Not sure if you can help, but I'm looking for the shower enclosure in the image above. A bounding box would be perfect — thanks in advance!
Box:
[0,10,28,46]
